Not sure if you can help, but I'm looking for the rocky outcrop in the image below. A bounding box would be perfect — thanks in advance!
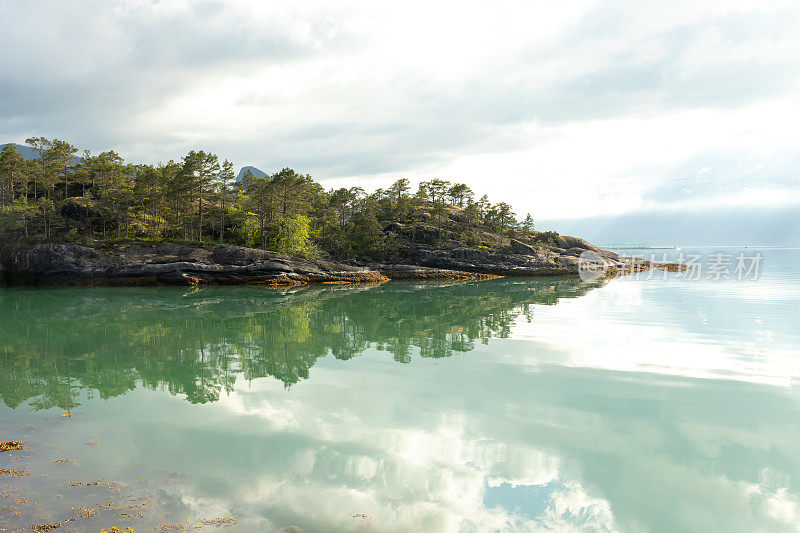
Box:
[356,262,500,281]
[510,239,539,256]
[0,243,389,286]
[0,239,685,286]
[391,241,671,277]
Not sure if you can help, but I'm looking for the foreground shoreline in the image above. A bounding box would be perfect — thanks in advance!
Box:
[0,241,683,286]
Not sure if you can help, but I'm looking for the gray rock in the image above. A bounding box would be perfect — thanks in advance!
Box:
[564,247,589,257]
[366,263,493,280]
[555,235,602,251]
[555,255,579,266]
[392,244,580,276]
[0,243,386,286]
[0,239,685,286]
[510,239,539,256]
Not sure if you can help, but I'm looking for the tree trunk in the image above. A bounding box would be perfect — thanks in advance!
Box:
[198,197,203,242]
[220,201,225,243]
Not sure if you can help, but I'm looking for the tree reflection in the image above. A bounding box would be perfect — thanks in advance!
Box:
[0,278,606,409]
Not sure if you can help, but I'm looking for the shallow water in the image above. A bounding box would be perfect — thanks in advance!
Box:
[1,248,799,532]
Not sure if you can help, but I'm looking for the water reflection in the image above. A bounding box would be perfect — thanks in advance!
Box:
[3,261,800,532]
[0,278,605,410]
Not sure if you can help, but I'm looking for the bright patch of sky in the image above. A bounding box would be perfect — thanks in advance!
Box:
[1,0,799,219]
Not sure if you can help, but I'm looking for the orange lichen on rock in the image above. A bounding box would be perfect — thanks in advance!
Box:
[200,515,238,527]
[31,524,60,532]
[0,441,24,452]
[0,467,28,478]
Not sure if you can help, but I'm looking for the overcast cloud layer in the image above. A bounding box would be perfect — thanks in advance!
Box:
[2,0,800,222]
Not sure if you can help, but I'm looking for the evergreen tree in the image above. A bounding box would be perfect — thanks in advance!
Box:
[1,136,542,260]
[217,160,235,243]
[25,137,53,199]
[521,213,534,232]
[49,139,78,199]
[447,183,473,207]
[0,144,25,207]
[182,150,219,242]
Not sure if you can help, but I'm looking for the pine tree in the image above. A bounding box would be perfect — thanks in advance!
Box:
[217,160,235,243]
[49,139,78,199]
[0,144,25,207]
[521,213,534,232]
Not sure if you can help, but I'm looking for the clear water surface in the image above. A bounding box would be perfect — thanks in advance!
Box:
[1,248,798,532]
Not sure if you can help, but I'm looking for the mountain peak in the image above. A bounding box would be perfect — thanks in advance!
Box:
[1,143,38,160]
[236,165,267,181]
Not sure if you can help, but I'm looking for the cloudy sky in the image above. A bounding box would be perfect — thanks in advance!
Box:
[2,0,800,223]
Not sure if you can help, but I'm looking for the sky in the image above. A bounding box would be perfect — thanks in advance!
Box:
[1,0,799,230]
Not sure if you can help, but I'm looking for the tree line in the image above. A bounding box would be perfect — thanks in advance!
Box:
[0,138,536,259]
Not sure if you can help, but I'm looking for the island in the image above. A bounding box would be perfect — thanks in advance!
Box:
[0,140,681,285]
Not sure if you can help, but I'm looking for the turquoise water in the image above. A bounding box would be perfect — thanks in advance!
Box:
[1,248,799,532]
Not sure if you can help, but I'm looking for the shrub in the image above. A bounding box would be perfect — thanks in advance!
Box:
[533,231,561,247]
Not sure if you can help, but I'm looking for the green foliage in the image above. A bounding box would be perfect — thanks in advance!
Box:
[1,136,539,258]
[521,213,535,232]
[237,209,262,249]
[459,230,481,247]
[275,214,315,257]
[417,179,450,204]
[534,231,561,246]
[447,183,474,207]
[0,144,25,208]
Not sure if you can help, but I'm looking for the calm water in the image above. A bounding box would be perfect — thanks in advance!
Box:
[1,248,799,532]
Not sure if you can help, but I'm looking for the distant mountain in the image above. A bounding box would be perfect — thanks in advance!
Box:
[2,142,85,168]
[5,145,266,180]
[539,203,800,247]
[236,165,267,181]
[1,143,38,160]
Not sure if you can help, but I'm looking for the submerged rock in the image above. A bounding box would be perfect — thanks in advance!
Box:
[0,441,25,452]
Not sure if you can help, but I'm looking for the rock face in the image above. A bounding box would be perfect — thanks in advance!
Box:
[389,242,652,277]
[0,243,388,286]
[510,239,539,256]
[356,262,499,281]
[0,239,684,286]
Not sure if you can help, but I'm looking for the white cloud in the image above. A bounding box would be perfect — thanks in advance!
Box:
[1,0,799,219]
[513,277,800,386]
[167,374,619,532]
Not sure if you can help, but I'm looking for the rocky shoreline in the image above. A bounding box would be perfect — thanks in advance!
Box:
[0,240,683,287]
